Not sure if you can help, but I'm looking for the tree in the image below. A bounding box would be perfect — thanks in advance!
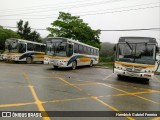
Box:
[47,12,101,48]
[17,20,41,42]
[100,42,115,57]
[99,42,115,62]
[17,20,31,40]
[0,26,20,51]
[29,31,41,43]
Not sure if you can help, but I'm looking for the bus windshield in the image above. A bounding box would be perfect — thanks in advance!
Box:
[55,42,67,56]
[5,39,19,52]
[5,39,26,53]
[55,42,73,57]
[117,43,155,65]
[46,42,54,56]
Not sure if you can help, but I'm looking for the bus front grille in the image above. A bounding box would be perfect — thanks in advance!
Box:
[125,66,142,73]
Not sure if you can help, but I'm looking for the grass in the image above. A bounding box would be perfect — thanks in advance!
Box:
[0,50,4,54]
[96,56,114,69]
[96,62,114,69]
[155,72,160,75]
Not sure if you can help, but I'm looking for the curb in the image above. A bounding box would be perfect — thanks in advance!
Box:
[93,66,110,69]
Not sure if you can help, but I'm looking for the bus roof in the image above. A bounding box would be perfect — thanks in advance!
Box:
[6,38,45,45]
[47,37,99,50]
[118,37,157,43]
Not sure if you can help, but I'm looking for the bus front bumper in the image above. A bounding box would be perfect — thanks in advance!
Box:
[44,58,55,65]
[114,68,154,79]
[2,55,8,60]
[44,60,50,64]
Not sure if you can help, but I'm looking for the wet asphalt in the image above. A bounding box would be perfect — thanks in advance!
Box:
[0,61,160,120]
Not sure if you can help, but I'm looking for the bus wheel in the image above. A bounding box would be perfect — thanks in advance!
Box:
[117,74,122,78]
[26,57,32,64]
[145,78,149,82]
[54,66,58,69]
[71,61,77,70]
[14,61,19,64]
[90,60,93,67]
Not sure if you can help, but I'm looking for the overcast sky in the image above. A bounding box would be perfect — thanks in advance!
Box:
[0,0,160,45]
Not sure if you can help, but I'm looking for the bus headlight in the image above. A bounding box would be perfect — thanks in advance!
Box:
[12,56,19,60]
[144,69,152,73]
[60,60,67,63]
[116,66,124,70]
[44,58,48,61]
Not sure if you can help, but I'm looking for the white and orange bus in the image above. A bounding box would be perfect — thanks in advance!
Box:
[114,37,159,81]
[44,37,99,69]
[2,38,46,63]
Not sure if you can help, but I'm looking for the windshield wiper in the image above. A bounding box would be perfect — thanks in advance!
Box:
[126,42,133,51]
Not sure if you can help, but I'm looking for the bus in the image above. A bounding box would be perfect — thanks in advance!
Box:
[3,38,46,63]
[44,37,99,69]
[114,37,159,80]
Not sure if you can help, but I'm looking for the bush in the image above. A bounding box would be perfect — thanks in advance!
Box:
[99,56,114,62]
[0,27,20,50]
[0,50,4,54]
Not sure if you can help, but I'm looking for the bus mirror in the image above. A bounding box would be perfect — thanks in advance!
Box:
[68,44,72,48]
[113,45,116,51]
[156,46,159,52]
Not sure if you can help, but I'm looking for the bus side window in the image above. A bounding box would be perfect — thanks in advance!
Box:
[93,49,95,55]
[79,45,83,54]
[51,45,54,55]
[19,43,26,53]
[35,45,41,52]
[88,48,91,55]
[91,49,94,55]
[74,44,78,53]
[84,46,87,54]
[82,46,84,54]
[27,43,34,51]
[41,45,46,52]
[95,49,97,55]
[97,50,99,55]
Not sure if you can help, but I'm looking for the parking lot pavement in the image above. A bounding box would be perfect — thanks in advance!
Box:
[0,62,160,120]
[155,75,160,83]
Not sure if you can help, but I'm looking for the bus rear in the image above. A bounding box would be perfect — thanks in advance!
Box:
[114,37,159,80]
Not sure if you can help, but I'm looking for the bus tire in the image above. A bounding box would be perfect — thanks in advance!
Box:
[145,78,149,82]
[14,61,19,64]
[26,57,32,64]
[71,61,77,70]
[117,74,122,78]
[90,60,93,67]
[54,66,58,69]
